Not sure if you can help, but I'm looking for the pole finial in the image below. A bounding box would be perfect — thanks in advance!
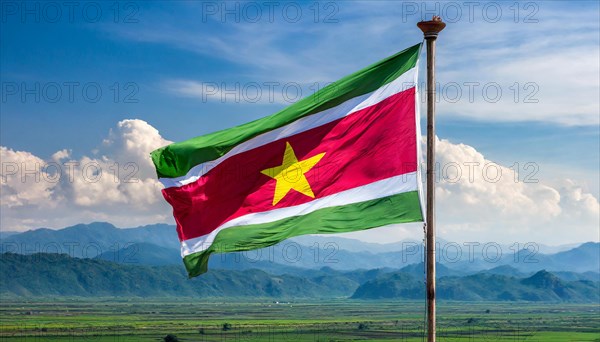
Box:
[417,16,446,39]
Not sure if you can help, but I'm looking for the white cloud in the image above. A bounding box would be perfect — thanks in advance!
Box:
[101,119,172,179]
[0,147,55,208]
[1,123,597,244]
[434,137,599,244]
[340,137,599,245]
[0,119,173,231]
[51,149,71,162]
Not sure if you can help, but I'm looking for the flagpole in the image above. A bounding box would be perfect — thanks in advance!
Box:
[417,16,445,342]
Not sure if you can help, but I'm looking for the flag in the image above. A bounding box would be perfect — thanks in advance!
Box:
[151,43,424,277]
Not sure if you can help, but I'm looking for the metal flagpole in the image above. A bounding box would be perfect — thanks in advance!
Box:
[417,16,445,342]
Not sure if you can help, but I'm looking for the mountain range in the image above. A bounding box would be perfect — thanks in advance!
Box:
[1,222,598,274]
[352,269,599,302]
[1,253,598,302]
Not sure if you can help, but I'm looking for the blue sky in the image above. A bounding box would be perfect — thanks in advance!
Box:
[1,1,599,244]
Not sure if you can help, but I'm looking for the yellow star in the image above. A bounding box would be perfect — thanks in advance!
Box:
[261,142,325,206]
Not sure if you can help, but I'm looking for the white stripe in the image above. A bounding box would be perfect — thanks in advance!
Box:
[180,172,419,257]
[414,46,426,220]
[161,67,417,189]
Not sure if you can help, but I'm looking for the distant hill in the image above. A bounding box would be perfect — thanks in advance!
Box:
[0,231,19,240]
[503,242,600,273]
[477,265,527,278]
[352,270,599,302]
[553,271,600,282]
[548,242,600,272]
[91,237,420,270]
[95,242,181,266]
[475,266,600,282]
[399,262,465,278]
[2,253,598,302]
[2,222,598,273]
[0,222,179,258]
[0,222,429,270]
[0,253,359,298]
[351,272,423,299]
[94,240,319,273]
[518,270,599,302]
[289,235,419,253]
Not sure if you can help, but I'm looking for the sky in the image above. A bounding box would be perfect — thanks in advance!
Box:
[1,1,599,245]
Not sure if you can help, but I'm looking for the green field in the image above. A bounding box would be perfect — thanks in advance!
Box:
[0,299,598,341]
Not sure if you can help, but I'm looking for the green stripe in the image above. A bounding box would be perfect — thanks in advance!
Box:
[182,190,423,277]
[152,44,421,179]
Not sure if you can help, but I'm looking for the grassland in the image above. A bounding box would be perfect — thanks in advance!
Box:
[0,299,598,341]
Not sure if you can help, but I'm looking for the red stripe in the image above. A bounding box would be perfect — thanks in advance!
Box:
[164,88,417,241]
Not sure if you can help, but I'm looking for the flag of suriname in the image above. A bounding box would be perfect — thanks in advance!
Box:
[151,43,425,277]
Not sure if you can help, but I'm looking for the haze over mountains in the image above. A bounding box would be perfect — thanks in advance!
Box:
[1,222,598,273]
[1,222,598,301]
